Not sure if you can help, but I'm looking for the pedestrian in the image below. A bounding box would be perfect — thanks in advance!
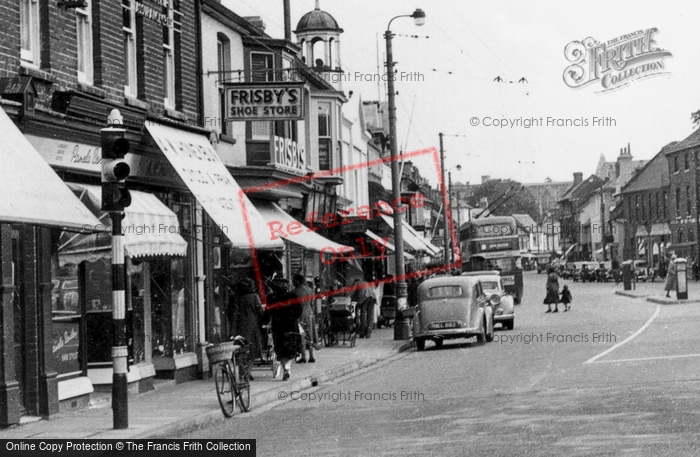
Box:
[353,279,376,339]
[228,278,264,380]
[664,254,678,298]
[544,267,560,313]
[560,285,572,312]
[295,274,316,364]
[268,276,304,381]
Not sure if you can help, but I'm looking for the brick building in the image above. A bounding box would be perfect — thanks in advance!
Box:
[0,0,284,425]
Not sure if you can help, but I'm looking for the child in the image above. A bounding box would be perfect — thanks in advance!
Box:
[560,285,572,312]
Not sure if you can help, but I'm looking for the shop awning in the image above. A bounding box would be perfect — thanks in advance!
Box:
[650,223,671,237]
[145,122,283,250]
[380,215,440,255]
[59,184,188,260]
[255,201,351,252]
[365,229,415,260]
[0,106,101,231]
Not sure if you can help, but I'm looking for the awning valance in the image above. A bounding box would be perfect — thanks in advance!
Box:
[380,215,440,255]
[365,230,415,260]
[0,106,101,231]
[255,202,352,252]
[60,184,188,259]
[145,122,283,250]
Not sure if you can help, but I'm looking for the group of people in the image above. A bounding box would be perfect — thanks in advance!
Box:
[543,267,573,313]
[227,274,380,382]
[226,274,316,381]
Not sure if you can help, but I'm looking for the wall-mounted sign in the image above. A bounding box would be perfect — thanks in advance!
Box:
[136,0,173,27]
[273,135,306,171]
[225,83,304,121]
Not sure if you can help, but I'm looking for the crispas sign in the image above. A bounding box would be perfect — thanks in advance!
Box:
[224,83,304,121]
[563,28,672,92]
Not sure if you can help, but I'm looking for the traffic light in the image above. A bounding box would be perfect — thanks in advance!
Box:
[101,110,131,212]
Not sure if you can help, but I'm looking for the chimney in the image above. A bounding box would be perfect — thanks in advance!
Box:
[283,0,291,41]
[573,172,583,185]
[481,175,491,184]
[243,16,266,31]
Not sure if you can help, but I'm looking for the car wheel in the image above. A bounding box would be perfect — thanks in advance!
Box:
[415,338,426,351]
[486,321,494,342]
[476,321,486,344]
[504,317,514,330]
[434,339,443,349]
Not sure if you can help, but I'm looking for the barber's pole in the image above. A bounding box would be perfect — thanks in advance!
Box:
[111,212,129,429]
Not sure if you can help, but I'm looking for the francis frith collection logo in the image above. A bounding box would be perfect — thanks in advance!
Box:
[563,28,672,92]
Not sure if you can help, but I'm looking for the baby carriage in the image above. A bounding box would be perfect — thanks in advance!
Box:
[325,296,357,347]
[251,323,281,377]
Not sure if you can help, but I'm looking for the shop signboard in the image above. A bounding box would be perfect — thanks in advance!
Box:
[224,83,304,121]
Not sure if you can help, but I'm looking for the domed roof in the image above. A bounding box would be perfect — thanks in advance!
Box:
[295,1,343,34]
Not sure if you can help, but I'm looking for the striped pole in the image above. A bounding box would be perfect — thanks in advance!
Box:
[111,212,128,429]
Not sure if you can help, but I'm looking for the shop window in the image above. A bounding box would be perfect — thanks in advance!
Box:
[20,0,41,67]
[123,0,138,97]
[76,0,93,84]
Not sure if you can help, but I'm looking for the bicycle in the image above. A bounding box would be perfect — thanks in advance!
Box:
[206,336,251,418]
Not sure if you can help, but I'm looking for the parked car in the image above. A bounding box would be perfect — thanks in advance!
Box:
[572,261,599,282]
[413,276,494,351]
[462,271,514,330]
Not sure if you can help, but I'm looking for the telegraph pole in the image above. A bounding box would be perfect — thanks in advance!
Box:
[439,133,449,266]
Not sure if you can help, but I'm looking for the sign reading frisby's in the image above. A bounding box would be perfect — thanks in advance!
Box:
[224,83,304,121]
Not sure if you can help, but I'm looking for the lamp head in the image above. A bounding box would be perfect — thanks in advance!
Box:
[456,164,462,171]
[411,8,426,26]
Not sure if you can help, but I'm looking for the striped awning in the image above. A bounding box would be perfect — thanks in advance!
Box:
[60,184,188,259]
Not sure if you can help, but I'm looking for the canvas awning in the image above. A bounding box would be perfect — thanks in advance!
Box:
[255,202,351,252]
[365,229,415,260]
[58,184,188,261]
[0,106,101,231]
[145,122,283,250]
[380,215,440,255]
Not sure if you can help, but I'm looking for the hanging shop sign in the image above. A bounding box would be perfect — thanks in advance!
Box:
[273,135,306,171]
[224,83,304,121]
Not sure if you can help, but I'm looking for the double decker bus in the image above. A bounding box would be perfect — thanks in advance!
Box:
[459,215,524,303]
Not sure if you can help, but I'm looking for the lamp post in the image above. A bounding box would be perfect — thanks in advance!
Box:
[386,8,425,340]
[448,165,462,264]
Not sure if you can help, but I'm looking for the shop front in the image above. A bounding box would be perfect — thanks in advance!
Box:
[0,106,103,425]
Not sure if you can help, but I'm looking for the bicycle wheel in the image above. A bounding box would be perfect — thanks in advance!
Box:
[214,361,235,418]
[233,354,251,413]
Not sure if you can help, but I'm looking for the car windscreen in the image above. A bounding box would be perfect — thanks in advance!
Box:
[479,281,499,291]
[426,285,464,299]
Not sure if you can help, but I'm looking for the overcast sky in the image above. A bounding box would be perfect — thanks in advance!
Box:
[223,0,700,187]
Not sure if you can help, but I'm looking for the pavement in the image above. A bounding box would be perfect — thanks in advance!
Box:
[612,276,700,304]
[0,328,412,440]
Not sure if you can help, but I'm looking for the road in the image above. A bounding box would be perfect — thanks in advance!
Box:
[180,271,700,456]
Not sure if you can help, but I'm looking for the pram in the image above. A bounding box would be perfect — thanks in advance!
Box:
[325,296,357,347]
[250,323,281,377]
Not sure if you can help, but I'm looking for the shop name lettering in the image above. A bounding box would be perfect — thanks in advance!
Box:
[135,0,173,27]
[563,28,672,92]
[69,145,101,165]
[227,87,301,118]
[274,135,306,170]
[52,328,78,354]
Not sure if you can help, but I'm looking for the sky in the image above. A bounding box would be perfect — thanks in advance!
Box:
[222,0,700,187]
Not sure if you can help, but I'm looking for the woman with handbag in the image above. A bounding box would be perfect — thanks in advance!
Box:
[544,267,560,313]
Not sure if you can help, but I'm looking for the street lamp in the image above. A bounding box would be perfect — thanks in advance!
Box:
[386,8,425,340]
[448,164,462,264]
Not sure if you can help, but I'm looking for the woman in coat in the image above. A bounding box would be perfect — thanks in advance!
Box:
[664,255,678,298]
[268,276,304,380]
[544,267,560,313]
[228,278,264,363]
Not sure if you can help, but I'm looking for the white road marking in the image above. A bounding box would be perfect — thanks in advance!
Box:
[594,353,700,363]
[583,305,661,364]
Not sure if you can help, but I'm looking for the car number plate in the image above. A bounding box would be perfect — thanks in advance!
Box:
[502,276,515,285]
[430,322,458,329]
